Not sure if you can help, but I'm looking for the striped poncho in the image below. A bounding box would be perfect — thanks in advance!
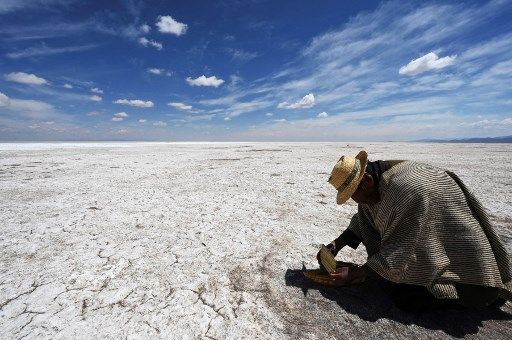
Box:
[347,161,512,300]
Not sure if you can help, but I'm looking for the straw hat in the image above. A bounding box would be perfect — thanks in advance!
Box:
[328,150,368,204]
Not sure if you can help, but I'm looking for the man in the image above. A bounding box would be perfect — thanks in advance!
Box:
[319,150,512,310]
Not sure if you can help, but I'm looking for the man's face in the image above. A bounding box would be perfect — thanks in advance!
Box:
[350,173,378,204]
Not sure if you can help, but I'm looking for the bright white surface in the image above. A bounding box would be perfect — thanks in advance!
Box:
[1,142,511,338]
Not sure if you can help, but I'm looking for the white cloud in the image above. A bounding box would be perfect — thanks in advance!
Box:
[168,102,193,111]
[63,83,73,89]
[225,99,273,118]
[166,113,215,123]
[114,112,128,118]
[5,72,48,85]
[87,111,100,116]
[140,24,151,33]
[186,75,225,87]
[4,98,69,121]
[0,0,67,14]
[317,111,328,118]
[274,119,287,122]
[9,99,54,112]
[471,59,512,86]
[5,44,98,59]
[459,117,512,128]
[114,128,129,135]
[265,112,273,116]
[153,121,167,127]
[156,15,188,36]
[399,52,456,76]
[224,117,231,121]
[502,118,512,125]
[147,68,164,75]
[112,117,123,122]
[138,37,163,50]
[230,49,258,61]
[0,92,10,107]
[91,87,103,94]
[138,119,147,123]
[228,74,243,89]
[90,95,102,102]
[278,93,315,109]
[114,99,154,108]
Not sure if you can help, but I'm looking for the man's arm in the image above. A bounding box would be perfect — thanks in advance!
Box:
[334,228,362,251]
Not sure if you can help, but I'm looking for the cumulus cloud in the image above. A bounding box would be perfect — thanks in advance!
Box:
[138,119,147,123]
[317,111,328,118]
[399,52,456,76]
[114,112,128,118]
[156,15,188,36]
[87,111,100,116]
[265,112,273,116]
[140,24,150,33]
[90,95,102,102]
[0,92,10,107]
[112,112,128,122]
[5,72,48,85]
[277,93,315,109]
[91,87,103,94]
[114,99,154,108]
[63,83,73,89]
[186,75,224,87]
[168,102,193,111]
[147,68,164,75]
[138,37,163,50]
[153,121,167,127]
[224,117,231,121]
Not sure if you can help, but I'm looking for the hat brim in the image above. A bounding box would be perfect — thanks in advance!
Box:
[336,150,368,204]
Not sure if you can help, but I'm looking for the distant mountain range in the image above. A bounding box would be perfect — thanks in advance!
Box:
[417,135,512,143]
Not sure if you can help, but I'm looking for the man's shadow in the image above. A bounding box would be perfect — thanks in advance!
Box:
[285,265,512,338]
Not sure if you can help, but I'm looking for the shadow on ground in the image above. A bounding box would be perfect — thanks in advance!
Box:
[284,268,512,338]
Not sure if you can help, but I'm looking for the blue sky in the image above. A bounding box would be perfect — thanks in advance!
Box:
[0,0,511,141]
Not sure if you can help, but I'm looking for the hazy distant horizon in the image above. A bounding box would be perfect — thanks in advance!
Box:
[1,134,511,144]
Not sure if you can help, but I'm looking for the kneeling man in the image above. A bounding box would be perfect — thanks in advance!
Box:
[320,150,512,309]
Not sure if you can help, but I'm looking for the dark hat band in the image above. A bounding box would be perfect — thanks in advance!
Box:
[337,159,361,192]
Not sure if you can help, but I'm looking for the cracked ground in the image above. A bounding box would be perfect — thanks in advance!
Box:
[1,142,511,339]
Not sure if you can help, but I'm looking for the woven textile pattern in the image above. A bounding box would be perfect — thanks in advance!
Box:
[347,161,512,300]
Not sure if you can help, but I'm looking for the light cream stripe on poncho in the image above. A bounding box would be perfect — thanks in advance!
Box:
[347,161,512,300]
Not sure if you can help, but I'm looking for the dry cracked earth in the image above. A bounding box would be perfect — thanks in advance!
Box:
[0,142,511,339]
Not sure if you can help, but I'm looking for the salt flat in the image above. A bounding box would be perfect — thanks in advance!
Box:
[1,142,511,339]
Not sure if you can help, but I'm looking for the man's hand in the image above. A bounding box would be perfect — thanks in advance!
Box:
[325,241,338,256]
[328,266,367,285]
